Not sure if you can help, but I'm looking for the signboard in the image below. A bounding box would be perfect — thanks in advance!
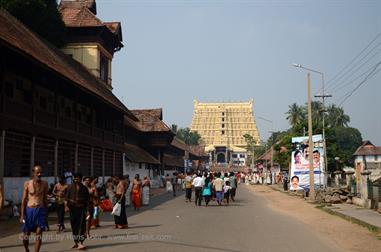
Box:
[290,134,325,190]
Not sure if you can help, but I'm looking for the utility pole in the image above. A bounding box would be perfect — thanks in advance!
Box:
[314,74,332,188]
[307,73,315,199]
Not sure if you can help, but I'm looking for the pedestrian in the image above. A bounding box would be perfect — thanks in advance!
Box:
[83,176,95,237]
[114,175,128,229]
[90,177,100,228]
[171,172,177,197]
[165,174,173,193]
[124,175,132,206]
[192,173,204,206]
[105,177,115,204]
[203,175,212,207]
[63,168,73,185]
[52,176,68,233]
[20,165,49,252]
[142,176,151,205]
[229,172,237,202]
[224,181,232,206]
[213,172,224,206]
[283,171,289,191]
[132,174,142,210]
[184,172,193,202]
[65,172,90,250]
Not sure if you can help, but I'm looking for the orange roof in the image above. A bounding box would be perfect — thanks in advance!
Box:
[0,9,130,115]
[354,141,381,156]
[130,109,171,132]
[60,6,103,27]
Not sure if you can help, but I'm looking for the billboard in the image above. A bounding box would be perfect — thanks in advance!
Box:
[290,134,324,190]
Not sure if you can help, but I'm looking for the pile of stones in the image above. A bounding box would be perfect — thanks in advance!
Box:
[315,187,352,204]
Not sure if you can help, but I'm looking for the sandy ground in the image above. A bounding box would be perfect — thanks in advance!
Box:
[249,185,381,252]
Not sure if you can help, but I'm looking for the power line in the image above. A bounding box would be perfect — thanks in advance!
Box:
[326,39,381,92]
[326,32,381,87]
[337,61,381,106]
[329,49,381,93]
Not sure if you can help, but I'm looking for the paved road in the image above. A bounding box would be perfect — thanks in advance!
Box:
[0,186,338,252]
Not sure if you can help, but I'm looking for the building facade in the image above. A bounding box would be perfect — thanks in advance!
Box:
[190,100,260,166]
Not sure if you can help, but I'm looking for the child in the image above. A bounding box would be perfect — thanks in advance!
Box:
[224,181,232,206]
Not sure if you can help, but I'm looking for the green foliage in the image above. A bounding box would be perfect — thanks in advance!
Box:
[325,127,362,171]
[0,0,66,48]
[171,124,201,145]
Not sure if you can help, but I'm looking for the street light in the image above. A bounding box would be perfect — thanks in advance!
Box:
[292,64,331,187]
[291,65,315,199]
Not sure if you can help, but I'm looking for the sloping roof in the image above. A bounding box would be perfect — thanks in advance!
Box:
[130,109,171,132]
[257,149,272,161]
[60,5,103,27]
[0,9,130,115]
[171,137,188,151]
[124,144,160,164]
[163,154,184,168]
[354,141,381,156]
[189,145,209,158]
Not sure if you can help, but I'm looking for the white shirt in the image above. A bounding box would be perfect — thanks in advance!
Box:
[192,177,205,187]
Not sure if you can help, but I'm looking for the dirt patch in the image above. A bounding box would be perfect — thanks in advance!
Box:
[249,185,381,252]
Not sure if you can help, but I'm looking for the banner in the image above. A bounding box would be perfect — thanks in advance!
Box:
[290,134,324,190]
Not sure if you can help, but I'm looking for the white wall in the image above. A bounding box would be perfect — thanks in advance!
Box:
[3,176,56,205]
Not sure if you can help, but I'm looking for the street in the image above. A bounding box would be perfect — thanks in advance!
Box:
[0,185,364,252]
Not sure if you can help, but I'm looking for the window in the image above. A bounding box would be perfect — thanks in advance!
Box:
[222,130,225,135]
[221,112,225,116]
[232,154,237,158]
[222,123,225,128]
[222,118,225,122]
[100,53,109,83]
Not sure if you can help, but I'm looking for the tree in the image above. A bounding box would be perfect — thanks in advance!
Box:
[0,0,66,48]
[325,127,362,171]
[326,104,350,128]
[243,134,259,166]
[172,125,202,145]
[285,103,305,130]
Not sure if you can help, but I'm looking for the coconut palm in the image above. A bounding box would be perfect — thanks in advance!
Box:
[285,103,306,128]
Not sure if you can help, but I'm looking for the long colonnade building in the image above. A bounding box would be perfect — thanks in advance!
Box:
[190,100,260,166]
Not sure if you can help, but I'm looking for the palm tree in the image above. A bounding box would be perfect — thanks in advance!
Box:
[326,105,350,127]
[285,103,306,128]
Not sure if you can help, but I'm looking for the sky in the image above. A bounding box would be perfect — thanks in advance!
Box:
[96,0,381,145]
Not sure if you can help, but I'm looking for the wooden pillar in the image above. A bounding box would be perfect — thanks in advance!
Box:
[30,136,35,173]
[0,130,5,187]
[54,140,58,183]
[90,146,94,177]
[102,149,105,183]
[74,143,78,173]
[112,151,116,176]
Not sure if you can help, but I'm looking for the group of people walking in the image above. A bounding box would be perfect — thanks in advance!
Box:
[180,171,238,207]
[19,165,152,252]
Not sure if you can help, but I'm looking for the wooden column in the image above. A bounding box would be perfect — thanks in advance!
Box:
[112,151,116,176]
[54,140,58,183]
[74,143,78,173]
[0,130,5,187]
[90,146,94,177]
[102,149,105,183]
[30,136,35,173]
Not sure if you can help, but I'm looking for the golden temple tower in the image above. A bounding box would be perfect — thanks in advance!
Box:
[190,100,260,166]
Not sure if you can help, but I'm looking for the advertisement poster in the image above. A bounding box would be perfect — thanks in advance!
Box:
[290,134,325,190]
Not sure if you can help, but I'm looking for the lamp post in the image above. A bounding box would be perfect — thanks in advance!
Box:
[292,64,331,188]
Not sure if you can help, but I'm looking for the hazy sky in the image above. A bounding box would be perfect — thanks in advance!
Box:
[96,0,381,145]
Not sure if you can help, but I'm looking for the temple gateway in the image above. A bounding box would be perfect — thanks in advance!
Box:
[190,100,260,167]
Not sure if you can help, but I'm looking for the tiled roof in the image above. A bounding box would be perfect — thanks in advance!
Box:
[189,145,209,158]
[130,109,171,132]
[354,141,381,156]
[0,9,130,115]
[171,137,188,152]
[163,154,184,168]
[105,22,121,33]
[124,144,160,164]
[60,6,103,27]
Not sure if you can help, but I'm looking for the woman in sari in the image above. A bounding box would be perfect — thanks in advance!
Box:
[131,174,142,211]
[142,176,151,205]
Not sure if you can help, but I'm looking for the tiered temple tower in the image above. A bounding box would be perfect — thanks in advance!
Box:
[190,100,260,166]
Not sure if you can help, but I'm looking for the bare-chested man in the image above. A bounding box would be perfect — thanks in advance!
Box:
[20,165,49,252]
[52,176,67,232]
